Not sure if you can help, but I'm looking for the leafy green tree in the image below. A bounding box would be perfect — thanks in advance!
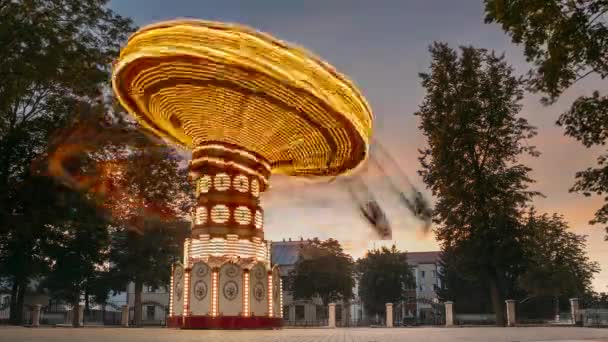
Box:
[287,238,355,308]
[484,0,608,238]
[415,43,539,325]
[356,246,415,317]
[436,248,495,314]
[108,219,189,327]
[0,175,61,323]
[518,208,600,304]
[0,0,135,324]
[101,143,191,327]
[42,186,111,327]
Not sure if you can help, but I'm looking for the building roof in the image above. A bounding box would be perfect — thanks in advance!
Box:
[271,240,310,266]
[406,251,441,265]
[271,240,440,268]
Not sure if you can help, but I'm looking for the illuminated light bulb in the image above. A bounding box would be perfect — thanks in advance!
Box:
[190,157,269,185]
[211,270,219,317]
[198,175,211,194]
[234,206,252,225]
[251,179,260,197]
[243,271,250,317]
[254,210,263,229]
[183,271,190,317]
[279,276,283,318]
[233,175,249,193]
[194,144,271,171]
[213,173,231,191]
[211,205,230,224]
[195,206,207,225]
[169,265,174,317]
[267,272,273,317]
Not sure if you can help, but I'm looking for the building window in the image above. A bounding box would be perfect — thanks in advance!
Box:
[295,305,305,320]
[146,305,155,320]
[421,270,425,278]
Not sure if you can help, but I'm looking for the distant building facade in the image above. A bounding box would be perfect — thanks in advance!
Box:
[404,251,442,322]
[124,283,169,325]
[270,240,443,325]
[272,239,324,324]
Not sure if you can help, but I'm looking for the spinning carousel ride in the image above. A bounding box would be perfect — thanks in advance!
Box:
[112,19,373,329]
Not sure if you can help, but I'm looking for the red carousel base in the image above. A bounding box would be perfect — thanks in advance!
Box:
[167,315,283,329]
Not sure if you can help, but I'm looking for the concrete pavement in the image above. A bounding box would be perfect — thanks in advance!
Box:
[0,326,606,342]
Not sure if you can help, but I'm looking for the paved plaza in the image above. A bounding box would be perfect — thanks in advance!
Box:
[0,326,607,342]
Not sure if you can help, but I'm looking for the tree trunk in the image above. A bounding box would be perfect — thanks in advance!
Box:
[554,296,559,321]
[72,301,81,328]
[134,280,143,327]
[84,291,89,325]
[489,277,505,327]
[8,280,19,325]
[13,278,26,325]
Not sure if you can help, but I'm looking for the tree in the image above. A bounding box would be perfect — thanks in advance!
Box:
[436,248,495,314]
[42,185,111,327]
[0,175,61,324]
[287,238,355,308]
[484,0,608,238]
[356,246,415,317]
[518,208,600,315]
[101,142,191,327]
[0,0,135,324]
[108,219,189,326]
[415,43,539,325]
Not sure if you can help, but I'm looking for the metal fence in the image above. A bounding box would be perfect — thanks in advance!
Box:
[283,319,328,327]
[517,296,572,324]
[338,318,378,327]
[583,309,608,328]
[454,313,496,325]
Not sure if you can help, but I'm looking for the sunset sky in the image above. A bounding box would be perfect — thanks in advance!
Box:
[109,0,607,292]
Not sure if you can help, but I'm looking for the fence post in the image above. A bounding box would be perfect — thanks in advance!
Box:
[445,301,454,327]
[78,305,84,326]
[31,304,41,327]
[65,308,73,325]
[570,298,580,326]
[121,305,129,327]
[386,303,393,327]
[328,303,336,328]
[505,300,516,327]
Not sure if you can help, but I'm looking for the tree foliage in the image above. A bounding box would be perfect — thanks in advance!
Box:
[484,0,608,238]
[103,141,191,326]
[42,188,110,327]
[0,0,135,324]
[107,218,189,326]
[356,246,415,316]
[415,42,539,325]
[287,238,355,306]
[518,208,600,297]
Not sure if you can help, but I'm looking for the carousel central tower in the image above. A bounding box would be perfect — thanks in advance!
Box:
[112,19,373,329]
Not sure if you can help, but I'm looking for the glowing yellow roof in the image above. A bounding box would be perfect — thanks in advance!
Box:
[112,19,373,177]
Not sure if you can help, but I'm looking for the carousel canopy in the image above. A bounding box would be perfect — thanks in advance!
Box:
[112,19,373,177]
